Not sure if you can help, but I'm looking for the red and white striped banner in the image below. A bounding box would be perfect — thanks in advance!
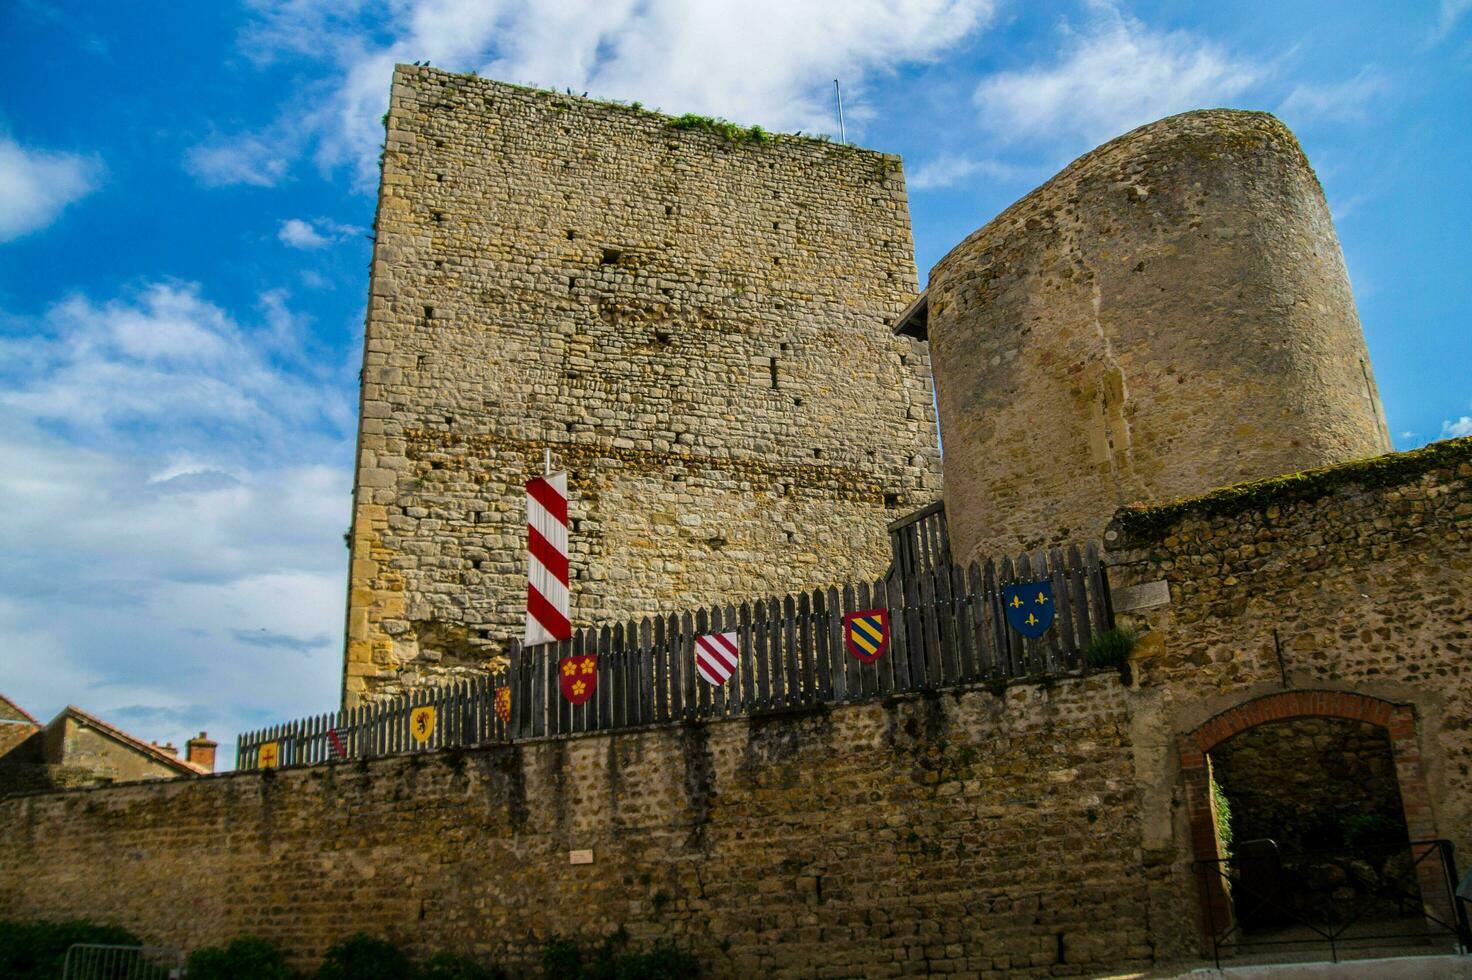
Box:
[525,471,571,646]
[695,631,739,685]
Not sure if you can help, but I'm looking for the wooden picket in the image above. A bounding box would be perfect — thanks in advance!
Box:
[237,534,1114,769]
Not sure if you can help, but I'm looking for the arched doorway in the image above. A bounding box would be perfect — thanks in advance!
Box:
[1176,691,1458,958]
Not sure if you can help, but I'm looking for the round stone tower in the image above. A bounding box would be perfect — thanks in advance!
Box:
[926,109,1391,563]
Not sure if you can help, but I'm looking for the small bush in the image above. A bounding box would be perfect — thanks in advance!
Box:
[607,940,698,980]
[667,114,769,144]
[316,933,409,980]
[187,935,292,980]
[0,919,144,980]
[421,951,509,980]
[1339,811,1393,849]
[1085,626,1138,670]
[541,936,583,978]
[543,933,697,980]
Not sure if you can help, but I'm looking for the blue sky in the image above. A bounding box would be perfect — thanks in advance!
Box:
[2,0,1469,764]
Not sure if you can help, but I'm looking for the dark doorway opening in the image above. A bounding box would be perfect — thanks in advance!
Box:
[1208,717,1417,932]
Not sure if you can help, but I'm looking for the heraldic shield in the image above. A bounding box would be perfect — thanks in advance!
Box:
[1002,580,1055,638]
[559,654,598,705]
[844,608,890,662]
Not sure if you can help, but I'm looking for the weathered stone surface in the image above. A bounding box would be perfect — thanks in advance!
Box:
[1105,437,1472,956]
[0,679,1146,978]
[1,442,1466,975]
[1111,579,1170,612]
[929,109,1392,564]
[345,67,942,704]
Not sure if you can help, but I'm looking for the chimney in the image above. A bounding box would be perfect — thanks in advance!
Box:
[153,740,178,756]
[186,732,217,772]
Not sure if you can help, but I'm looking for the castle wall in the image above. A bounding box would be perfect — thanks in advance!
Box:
[927,109,1391,565]
[4,443,1466,976]
[0,678,1148,978]
[1104,437,1472,952]
[347,67,942,704]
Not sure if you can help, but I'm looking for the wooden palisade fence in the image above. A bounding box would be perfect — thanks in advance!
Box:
[238,542,1112,769]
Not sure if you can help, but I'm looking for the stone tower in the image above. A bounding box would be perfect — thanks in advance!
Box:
[344,67,942,704]
[923,109,1390,564]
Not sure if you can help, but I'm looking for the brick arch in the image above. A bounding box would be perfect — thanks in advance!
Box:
[1177,690,1439,942]
[1180,690,1402,763]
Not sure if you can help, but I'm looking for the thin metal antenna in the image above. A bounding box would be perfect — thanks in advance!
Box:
[834,79,845,143]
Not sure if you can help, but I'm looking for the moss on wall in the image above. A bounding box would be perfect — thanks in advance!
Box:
[1109,436,1472,545]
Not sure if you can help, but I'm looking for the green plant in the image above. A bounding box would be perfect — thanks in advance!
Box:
[1211,774,1234,858]
[316,933,410,980]
[1339,811,1390,849]
[542,933,697,980]
[0,919,144,980]
[605,940,697,979]
[1084,626,1138,669]
[541,936,583,978]
[667,114,769,144]
[421,951,509,980]
[187,936,292,980]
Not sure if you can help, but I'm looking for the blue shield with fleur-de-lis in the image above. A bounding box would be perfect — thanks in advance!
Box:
[1002,580,1055,638]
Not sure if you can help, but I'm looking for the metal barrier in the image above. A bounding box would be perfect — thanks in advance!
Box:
[1193,838,1472,967]
[62,944,184,979]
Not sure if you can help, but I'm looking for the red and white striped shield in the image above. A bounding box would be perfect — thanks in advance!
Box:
[695,631,739,685]
[525,471,571,646]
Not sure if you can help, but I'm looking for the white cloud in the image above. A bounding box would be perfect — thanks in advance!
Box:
[1432,0,1472,40]
[974,2,1261,147]
[280,217,328,248]
[279,216,360,249]
[0,282,352,448]
[184,134,291,188]
[0,283,357,759]
[237,0,998,190]
[0,427,350,760]
[907,153,1029,190]
[1442,416,1472,438]
[0,137,102,242]
[1279,69,1392,125]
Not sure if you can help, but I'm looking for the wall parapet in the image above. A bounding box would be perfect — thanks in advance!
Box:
[245,544,1115,768]
[1106,435,1472,549]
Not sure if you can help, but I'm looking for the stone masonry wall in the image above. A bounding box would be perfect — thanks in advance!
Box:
[4,441,1467,972]
[1103,436,1472,955]
[347,67,942,704]
[0,678,1147,978]
[928,110,1390,565]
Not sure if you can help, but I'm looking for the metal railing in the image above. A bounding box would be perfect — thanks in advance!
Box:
[62,944,183,979]
[1193,838,1472,967]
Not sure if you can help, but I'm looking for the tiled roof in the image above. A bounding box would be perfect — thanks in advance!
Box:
[0,693,40,726]
[56,706,208,776]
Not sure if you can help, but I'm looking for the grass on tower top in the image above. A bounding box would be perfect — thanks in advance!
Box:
[668,113,772,144]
